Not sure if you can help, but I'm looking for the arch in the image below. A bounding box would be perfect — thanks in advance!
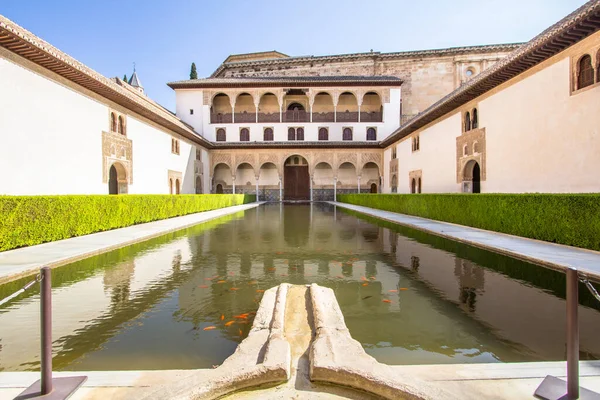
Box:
[234,93,255,123]
[240,128,250,142]
[287,102,305,111]
[108,162,127,195]
[258,93,279,122]
[411,178,416,194]
[313,92,335,122]
[216,128,226,142]
[361,161,380,175]
[337,92,359,122]
[175,179,181,195]
[258,162,279,189]
[473,141,479,153]
[342,127,353,141]
[169,178,173,194]
[216,183,224,194]
[370,183,377,193]
[235,162,255,189]
[296,127,304,141]
[366,127,377,141]
[317,127,328,141]
[417,177,422,193]
[471,108,478,129]
[263,127,274,141]
[464,111,471,131]
[463,144,469,156]
[211,93,232,123]
[391,174,397,193]
[578,54,594,89]
[118,115,125,135]
[283,89,309,122]
[337,162,357,189]
[213,162,233,192]
[195,176,202,194]
[361,92,383,122]
[110,112,117,132]
[463,160,481,193]
[283,154,310,200]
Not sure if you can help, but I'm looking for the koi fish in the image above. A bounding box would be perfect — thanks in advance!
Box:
[268,268,276,271]
[362,283,369,286]
[237,320,249,324]
[234,315,248,319]
[239,329,243,335]
[400,288,409,291]
[382,299,392,303]
[217,280,226,283]
[198,285,209,288]
[225,321,235,326]
[203,326,217,331]
[230,287,239,291]
[361,277,368,281]
[256,289,265,293]
[388,290,398,293]
[248,280,258,285]
[220,314,225,320]
[369,276,376,280]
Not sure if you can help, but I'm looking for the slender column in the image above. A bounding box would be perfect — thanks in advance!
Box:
[334,105,337,123]
[279,104,283,123]
[232,176,236,194]
[279,176,282,201]
[255,175,259,202]
[357,176,361,193]
[566,268,579,399]
[358,104,361,123]
[310,175,313,202]
[333,177,337,202]
[232,105,235,124]
[255,106,258,123]
[310,105,313,123]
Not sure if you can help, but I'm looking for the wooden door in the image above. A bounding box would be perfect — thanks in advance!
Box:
[284,165,309,200]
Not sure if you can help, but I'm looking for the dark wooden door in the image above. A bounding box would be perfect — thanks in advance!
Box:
[284,165,309,200]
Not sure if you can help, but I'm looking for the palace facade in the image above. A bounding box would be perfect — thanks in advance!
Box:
[0,1,599,198]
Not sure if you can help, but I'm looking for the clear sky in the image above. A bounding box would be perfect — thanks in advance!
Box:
[1,0,589,111]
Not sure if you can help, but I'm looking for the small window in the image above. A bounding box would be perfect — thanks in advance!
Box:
[190,109,194,115]
[465,68,474,78]
[296,127,304,141]
[473,142,479,153]
[196,149,201,160]
[264,127,274,141]
[343,127,353,141]
[464,112,471,132]
[418,177,422,193]
[318,127,328,141]
[171,138,180,155]
[240,128,250,142]
[169,178,173,194]
[118,115,125,135]
[392,147,397,159]
[463,144,468,156]
[367,127,377,141]
[216,128,226,142]
[288,127,296,141]
[411,178,416,194]
[110,112,117,132]
[472,108,478,129]
[578,54,594,89]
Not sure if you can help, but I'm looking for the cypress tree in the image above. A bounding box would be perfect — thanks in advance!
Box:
[190,62,198,79]
[123,74,128,82]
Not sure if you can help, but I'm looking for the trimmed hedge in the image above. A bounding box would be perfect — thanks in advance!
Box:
[0,194,255,252]
[337,193,600,251]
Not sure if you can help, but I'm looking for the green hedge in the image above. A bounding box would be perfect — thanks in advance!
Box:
[337,193,600,251]
[0,194,255,252]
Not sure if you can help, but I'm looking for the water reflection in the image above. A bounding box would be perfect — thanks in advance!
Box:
[0,203,598,372]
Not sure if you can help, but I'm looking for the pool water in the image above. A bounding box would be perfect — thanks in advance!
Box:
[0,203,599,372]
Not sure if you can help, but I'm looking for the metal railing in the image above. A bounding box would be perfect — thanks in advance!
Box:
[1,267,87,399]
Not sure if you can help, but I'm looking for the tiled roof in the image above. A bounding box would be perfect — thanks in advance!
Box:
[380,0,600,147]
[167,75,403,89]
[211,141,381,149]
[128,70,143,88]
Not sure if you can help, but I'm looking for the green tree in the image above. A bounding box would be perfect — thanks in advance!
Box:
[190,62,198,79]
[123,74,128,82]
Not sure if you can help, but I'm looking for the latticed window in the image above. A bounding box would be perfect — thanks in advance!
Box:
[216,128,226,142]
[318,128,328,141]
[578,55,594,89]
[465,112,471,131]
[264,128,274,141]
[288,127,296,141]
[296,127,304,141]
[110,113,117,132]
[118,116,125,135]
[240,128,250,142]
[343,128,353,141]
[366,127,376,141]
[472,108,478,129]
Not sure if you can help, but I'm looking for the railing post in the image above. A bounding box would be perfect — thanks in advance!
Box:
[41,266,53,395]
[566,267,579,399]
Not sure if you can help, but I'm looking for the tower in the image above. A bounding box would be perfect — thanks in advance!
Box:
[128,64,144,95]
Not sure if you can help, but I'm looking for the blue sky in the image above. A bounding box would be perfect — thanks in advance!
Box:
[1,0,589,110]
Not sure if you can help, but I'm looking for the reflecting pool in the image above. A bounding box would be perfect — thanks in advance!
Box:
[0,203,599,371]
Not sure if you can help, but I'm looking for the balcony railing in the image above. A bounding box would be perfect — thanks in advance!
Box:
[234,112,256,123]
[360,111,383,122]
[258,112,280,123]
[312,112,335,123]
[336,111,359,123]
[283,110,309,123]
[210,113,232,124]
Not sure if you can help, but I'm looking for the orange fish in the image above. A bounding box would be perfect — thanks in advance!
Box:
[388,290,398,293]
[362,283,369,286]
[230,287,239,291]
[382,299,392,303]
[217,280,226,283]
[237,320,249,324]
[203,326,217,331]
[225,321,235,326]
[400,288,409,291]
[248,280,258,285]
[369,276,376,280]
[239,329,243,335]
[198,285,209,288]
[234,315,248,319]
[268,268,276,271]
[256,289,265,293]
[361,277,368,281]
[220,314,225,320]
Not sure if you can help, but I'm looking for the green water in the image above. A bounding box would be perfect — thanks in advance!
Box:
[0,203,599,372]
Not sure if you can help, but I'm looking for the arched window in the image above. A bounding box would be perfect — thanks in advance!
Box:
[216,128,226,142]
[411,178,416,194]
[473,141,479,153]
[318,127,328,141]
[418,178,422,193]
[263,128,273,141]
[169,178,173,194]
[465,111,471,131]
[175,179,180,194]
[366,127,377,141]
[578,55,594,89]
[240,128,250,142]
[296,127,304,141]
[118,116,125,135]
[288,127,296,141]
[471,108,478,129]
[463,144,468,156]
[343,128,353,141]
[110,113,117,132]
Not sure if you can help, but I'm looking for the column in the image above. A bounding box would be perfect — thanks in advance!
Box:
[232,176,236,194]
[333,177,337,202]
[334,105,337,123]
[279,176,282,201]
[255,175,259,202]
[279,104,283,123]
[357,176,361,193]
[255,106,259,123]
[310,175,313,202]
[310,105,313,123]
[232,105,235,124]
[209,175,213,193]
[358,104,361,123]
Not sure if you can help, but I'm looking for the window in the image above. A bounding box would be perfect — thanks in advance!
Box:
[418,177,422,193]
[171,138,180,155]
[287,127,304,141]
[296,127,304,141]
[412,135,420,152]
[216,128,226,142]
[464,111,471,132]
[169,178,173,194]
[392,147,397,159]
[578,54,594,89]
[318,127,329,141]
[118,115,125,135]
[463,144,468,156]
[264,127,274,141]
[288,127,296,141]
[190,109,194,115]
[473,141,479,153]
[240,128,250,142]
[342,127,353,141]
[196,149,201,160]
[472,108,478,129]
[366,127,377,141]
[110,112,117,132]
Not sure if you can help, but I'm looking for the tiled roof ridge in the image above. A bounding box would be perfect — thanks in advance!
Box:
[167,75,403,87]
[211,43,524,77]
[380,0,600,147]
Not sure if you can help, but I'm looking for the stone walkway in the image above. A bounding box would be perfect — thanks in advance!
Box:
[0,202,262,285]
[330,202,600,280]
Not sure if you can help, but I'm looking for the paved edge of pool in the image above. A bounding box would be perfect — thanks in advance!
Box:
[0,202,264,286]
[329,201,600,279]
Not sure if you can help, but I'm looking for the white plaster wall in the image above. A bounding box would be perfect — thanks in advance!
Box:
[0,56,105,195]
[382,148,392,193]
[174,89,205,134]
[397,114,461,194]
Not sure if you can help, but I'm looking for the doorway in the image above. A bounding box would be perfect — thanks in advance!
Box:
[284,156,309,200]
